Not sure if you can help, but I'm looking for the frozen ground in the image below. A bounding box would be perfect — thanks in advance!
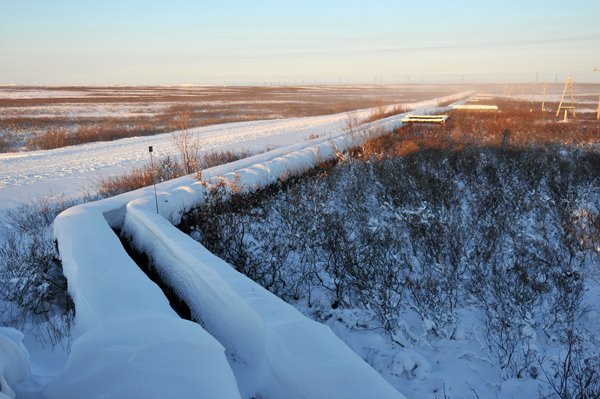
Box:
[0,100,307,119]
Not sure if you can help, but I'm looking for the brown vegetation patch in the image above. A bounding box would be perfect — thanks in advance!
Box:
[95,150,252,198]
[1,84,465,152]
[363,98,600,160]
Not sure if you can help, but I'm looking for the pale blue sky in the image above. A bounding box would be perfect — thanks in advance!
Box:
[1,0,599,85]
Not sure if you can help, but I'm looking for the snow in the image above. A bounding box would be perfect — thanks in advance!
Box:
[49,205,240,398]
[0,100,305,119]
[0,92,471,210]
[0,88,592,398]
[0,89,89,99]
[123,197,404,399]
[3,92,472,397]
[452,104,498,111]
[43,316,240,399]
[0,328,31,399]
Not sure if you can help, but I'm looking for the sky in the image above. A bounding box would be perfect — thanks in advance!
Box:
[1,0,599,85]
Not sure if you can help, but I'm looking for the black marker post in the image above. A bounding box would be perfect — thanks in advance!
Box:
[149,146,159,214]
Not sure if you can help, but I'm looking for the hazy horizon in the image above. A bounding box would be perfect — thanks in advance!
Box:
[2,0,599,85]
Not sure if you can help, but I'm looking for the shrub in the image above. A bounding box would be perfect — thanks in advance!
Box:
[95,155,183,198]
[0,131,15,152]
[181,143,599,387]
[0,198,76,345]
[95,150,253,198]
[363,104,409,123]
[27,128,69,150]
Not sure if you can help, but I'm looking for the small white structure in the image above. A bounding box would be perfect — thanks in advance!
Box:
[401,114,448,124]
[452,104,499,111]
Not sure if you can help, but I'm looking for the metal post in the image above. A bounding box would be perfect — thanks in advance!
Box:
[541,82,548,123]
[568,77,576,118]
[149,146,159,214]
[541,83,547,111]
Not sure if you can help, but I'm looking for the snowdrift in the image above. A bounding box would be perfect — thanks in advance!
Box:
[0,328,30,399]
[44,316,240,399]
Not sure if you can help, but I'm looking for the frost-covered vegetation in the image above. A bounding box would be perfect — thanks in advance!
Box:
[95,149,251,198]
[181,108,600,397]
[0,199,75,345]
[2,95,599,397]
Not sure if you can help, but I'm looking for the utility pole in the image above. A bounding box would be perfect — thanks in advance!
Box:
[541,82,548,112]
[556,75,576,120]
[541,82,548,123]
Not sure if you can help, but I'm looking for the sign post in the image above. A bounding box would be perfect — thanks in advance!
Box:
[149,146,159,214]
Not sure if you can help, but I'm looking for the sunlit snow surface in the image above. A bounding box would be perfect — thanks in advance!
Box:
[0,109,374,209]
[5,93,471,398]
[0,93,468,209]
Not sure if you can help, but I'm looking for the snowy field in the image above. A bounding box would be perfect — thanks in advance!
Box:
[500,82,600,113]
[1,88,598,398]
[0,84,470,210]
[0,114,353,208]
[0,88,468,210]
[0,84,466,152]
[0,107,381,211]
[0,91,469,398]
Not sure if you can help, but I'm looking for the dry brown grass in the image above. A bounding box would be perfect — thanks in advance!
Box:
[0,131,16,152]
[363,104,409,123]
[27,127,69,149]
[2,84,467,152]
[95,149,252,198]
[362,98,600,159]
[96,167,156,198]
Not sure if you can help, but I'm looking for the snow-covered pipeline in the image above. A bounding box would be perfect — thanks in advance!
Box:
[117,97,474,398]
[47,205,241,399]
[121,131,406,399]
[47,92,471,398]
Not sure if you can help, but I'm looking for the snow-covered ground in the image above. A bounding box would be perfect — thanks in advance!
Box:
[0,113,355,210]
[0,114,350,201]
[1,92,470,398]
[0,100,306,119]
[0,94,468,210]
[3,88,599,398]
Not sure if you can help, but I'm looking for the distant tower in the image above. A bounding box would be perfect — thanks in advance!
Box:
[556,75,576,119]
